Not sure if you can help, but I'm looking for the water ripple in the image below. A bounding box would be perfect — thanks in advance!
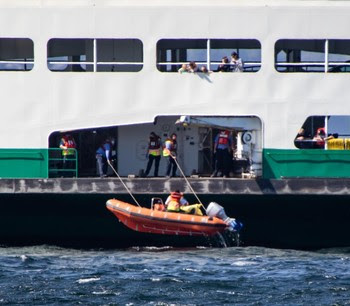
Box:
[0,246,349,304]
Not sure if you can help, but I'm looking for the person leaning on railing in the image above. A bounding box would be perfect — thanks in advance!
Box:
[178,63,189,74]
[217,56,231,72]
[230,52,244,72]
[188,61,199,73]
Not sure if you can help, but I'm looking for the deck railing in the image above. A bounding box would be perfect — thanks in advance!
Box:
[48,148,78,178]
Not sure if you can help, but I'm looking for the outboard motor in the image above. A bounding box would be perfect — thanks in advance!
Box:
[206,202,243,232]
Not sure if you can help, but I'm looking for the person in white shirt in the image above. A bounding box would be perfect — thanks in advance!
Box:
[230,52,243,72]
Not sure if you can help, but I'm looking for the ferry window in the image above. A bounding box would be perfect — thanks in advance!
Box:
[275,40,325,72]
[294,116,350,150]
[96,39,143,72]
[47,39,93,72]
[47,38,143,72]
[294,116,326,149]
[275,39,350,73]
[328,40,350,73]
[0,38,34,71]
[156,39,261,73]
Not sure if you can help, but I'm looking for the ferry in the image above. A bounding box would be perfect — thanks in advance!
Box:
[0,0,350,249]
[0,0,349,179]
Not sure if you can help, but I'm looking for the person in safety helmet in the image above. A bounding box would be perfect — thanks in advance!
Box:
[143,132,162,177]
[165,190,189,212]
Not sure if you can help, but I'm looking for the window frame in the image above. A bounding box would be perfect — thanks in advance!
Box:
[156,38,261,73]
[275,39,350,73]
[47,38,144,72]
[0,38,34,72]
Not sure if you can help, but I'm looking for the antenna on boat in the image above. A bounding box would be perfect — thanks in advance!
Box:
[171,154,204,206]
[107,160,141,207]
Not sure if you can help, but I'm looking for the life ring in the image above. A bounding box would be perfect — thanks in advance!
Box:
[242,132,253,144]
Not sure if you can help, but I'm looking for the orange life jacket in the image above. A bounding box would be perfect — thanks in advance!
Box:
[166,191,182,212]
[61,135,76,156]
[315,128,326,147]
[218,131,229,145]
[63,136,76,148]
[170,191,182,200]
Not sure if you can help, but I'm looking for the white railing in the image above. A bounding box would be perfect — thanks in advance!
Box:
[275,62,350,72]
[47,61,143,72]
[48,61,143,65]
[0,60,33,64]
[276,62,350,66]
[0,60,34,71]
[157,61,261,72]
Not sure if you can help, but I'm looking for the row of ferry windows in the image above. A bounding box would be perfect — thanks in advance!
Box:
[1,38,350,73]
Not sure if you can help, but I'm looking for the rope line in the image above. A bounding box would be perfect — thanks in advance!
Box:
[107,160,141,207]
[171,154,204,206]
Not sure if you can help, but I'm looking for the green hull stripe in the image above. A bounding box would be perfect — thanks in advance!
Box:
[0,148,349,179]
[263,149,350,179]
[0,149,48,178]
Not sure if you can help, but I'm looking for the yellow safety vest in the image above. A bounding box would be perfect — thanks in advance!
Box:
[167,200,180,212]
[163,139,173,157]
[148,137,161,156]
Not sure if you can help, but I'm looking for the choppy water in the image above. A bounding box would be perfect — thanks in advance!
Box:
[0,245,349,305]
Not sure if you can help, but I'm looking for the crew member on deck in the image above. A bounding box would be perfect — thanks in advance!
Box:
[59,133,77,177]
[96,137,112,178]
[163,133,178,178]
[143,132,162,177]
[211,130,233,178]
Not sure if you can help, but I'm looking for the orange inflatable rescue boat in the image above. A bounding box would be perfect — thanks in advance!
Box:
[106,198,241,237]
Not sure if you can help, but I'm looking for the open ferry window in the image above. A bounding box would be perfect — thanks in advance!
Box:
[294,116,350,149]
[47,38,143,72]
[275,39,350,73]
[0,38,34,71]
[156,39,261,73]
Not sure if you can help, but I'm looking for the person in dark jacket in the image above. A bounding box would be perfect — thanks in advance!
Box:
[144,132,162,177]
[96,138,112,178]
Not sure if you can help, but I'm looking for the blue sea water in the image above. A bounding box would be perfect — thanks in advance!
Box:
[0,245,349,305]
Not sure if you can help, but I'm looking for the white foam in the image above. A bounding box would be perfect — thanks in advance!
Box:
[232,260,256,266]
[77,277,100,284]
[92,290,108,295]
